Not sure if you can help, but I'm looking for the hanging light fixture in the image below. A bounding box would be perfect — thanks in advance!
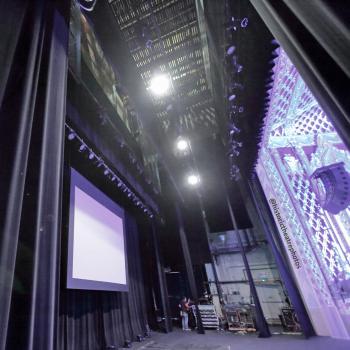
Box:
[187,173,200,186]
[149,74,171,96]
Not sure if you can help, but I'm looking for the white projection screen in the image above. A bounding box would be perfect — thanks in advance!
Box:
[67,168,128,292]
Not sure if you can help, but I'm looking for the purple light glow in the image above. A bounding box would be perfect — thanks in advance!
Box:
[72,187,126,284]
[67,168,128,292]
[256,48,350,339]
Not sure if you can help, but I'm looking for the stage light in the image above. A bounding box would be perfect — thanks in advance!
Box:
[187,174,200,186]
[149,74,170,96]
[236,64,243,73]
[176,138,189,151]
[79,0,98,12]
[241,17,249,28]
[226,45,235,55]
[229,124,241,135]
[64,125,158,219]
[228,94,236,101]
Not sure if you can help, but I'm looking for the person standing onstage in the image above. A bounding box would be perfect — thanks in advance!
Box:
[187,298,196,330]
[179,297,190,331]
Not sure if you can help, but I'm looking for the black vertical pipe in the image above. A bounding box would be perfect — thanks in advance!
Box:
[224,187,271,338]
[250,227,258,246]
[196,192,225,304]
[186,132,223,305]
[150,220,172,333]
[243,229,252,249]
[175,204,205,334]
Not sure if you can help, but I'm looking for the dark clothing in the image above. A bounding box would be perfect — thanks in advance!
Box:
[180,300,189,313]
[188,307,196,329]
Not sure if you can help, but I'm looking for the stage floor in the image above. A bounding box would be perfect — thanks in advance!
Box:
[132,329,350,350]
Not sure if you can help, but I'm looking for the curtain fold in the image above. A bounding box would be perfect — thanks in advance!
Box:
[283,0,350,78]
[1,2,149,349]
[0,0,28,106]
[0,1,70,349]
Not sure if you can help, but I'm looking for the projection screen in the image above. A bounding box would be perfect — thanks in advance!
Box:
[67,168,128,292]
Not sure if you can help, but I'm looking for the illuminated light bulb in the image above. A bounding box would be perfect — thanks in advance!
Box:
[187,174,200,186]
[228,94,236,101]
[227,45,235,55]
[176,138,189,151]
[149,74,170,96]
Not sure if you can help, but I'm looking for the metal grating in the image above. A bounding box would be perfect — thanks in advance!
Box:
[109,0,217,133]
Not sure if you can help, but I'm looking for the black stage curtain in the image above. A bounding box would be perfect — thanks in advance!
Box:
[0,0,70,349]
[0,1,149,348]
[59,213,148,350]
[250,0,350,148]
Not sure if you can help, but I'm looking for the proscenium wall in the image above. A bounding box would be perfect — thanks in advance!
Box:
[257,48,350,339]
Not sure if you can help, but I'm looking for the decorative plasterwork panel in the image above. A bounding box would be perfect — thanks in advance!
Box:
[257,48,350,339]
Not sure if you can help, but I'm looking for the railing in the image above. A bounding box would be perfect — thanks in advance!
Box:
[68,3,162,192]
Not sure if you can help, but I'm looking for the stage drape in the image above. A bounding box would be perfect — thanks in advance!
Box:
[58,212,148,350]
[250,0,350,149]
[0,0,70,349]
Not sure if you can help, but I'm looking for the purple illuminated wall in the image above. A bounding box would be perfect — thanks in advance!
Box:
[257,48,350,339]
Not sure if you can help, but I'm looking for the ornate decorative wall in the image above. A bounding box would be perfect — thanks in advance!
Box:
[256,48,350,339]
